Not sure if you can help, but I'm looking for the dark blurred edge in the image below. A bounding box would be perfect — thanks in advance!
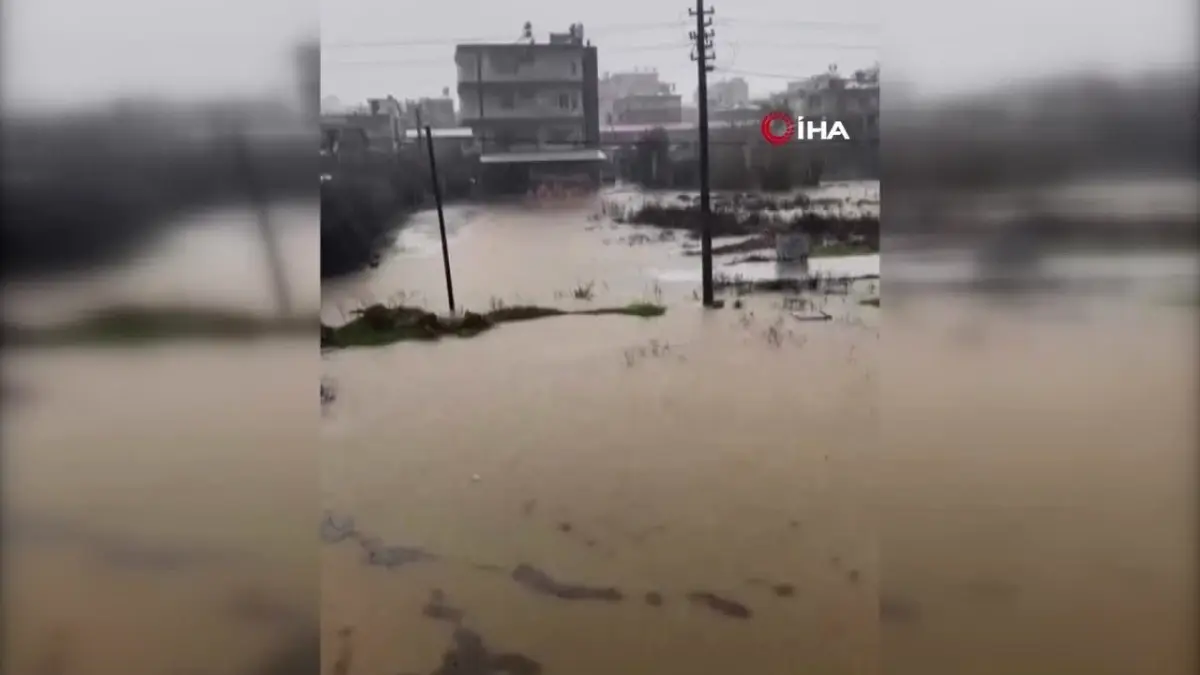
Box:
[882,66,1198,273]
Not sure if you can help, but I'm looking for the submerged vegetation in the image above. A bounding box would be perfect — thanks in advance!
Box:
[601,197,879,264]
[321,302,667,349]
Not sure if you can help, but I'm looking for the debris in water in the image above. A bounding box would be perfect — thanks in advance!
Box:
[687,591,753,619]
[772,583,796,598]
[644,591,664,607]
[423,589,465,625]
[319,512,357,544]
[511,563,623,602]
[359,537,435,569]
[432,627,543,675]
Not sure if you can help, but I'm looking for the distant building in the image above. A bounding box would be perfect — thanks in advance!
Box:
[709,105,762,125]
[599,70,674,125]
[455,23,605,192]
[400,91,458,130]
[320,112,396,154]
[786,65,879,142]
[611,93,682,125]
[700,77,750,109]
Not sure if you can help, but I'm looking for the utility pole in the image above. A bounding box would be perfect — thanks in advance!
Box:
[416,111,457,313]
[690,0,717,307]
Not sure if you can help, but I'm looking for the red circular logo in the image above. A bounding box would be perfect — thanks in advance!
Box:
[760,111,794,146]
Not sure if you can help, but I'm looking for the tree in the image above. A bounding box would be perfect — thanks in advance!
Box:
[631,127,672,187]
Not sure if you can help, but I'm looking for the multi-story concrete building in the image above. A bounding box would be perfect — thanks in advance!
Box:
[455,24,599,153]
[399,92,458,130]
[320,112,396,154]
[786,65,879,143]
[454,23,604,192]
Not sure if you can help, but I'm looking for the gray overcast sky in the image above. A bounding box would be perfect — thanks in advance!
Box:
[321,0,883,104]
[322,0,1195,105]
[2,0,1192,111]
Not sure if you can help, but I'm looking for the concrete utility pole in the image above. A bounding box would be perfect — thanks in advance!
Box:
[689,0,717,307]
[417,106,457,313]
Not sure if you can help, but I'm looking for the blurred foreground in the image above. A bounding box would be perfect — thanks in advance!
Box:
[2,2,320,672]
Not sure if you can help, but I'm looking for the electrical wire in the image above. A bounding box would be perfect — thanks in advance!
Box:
[324,21,691,50]
[324,42,695,68]
[717,17,880,30]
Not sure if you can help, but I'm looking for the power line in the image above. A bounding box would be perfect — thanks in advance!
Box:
[712,66,831,80]
[718,40,878,51]
[324,42,695,68]
[323,21,690,50]
[718,17,880,30]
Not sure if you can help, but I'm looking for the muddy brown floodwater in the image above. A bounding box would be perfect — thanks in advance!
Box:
[321,191,881,675]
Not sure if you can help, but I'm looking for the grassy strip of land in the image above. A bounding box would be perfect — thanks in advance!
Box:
[3,306,313,347]
[322,302,667,349]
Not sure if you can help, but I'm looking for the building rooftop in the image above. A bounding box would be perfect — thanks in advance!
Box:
[455,42,591,52]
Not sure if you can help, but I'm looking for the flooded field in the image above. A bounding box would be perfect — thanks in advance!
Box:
[323,181,1194,675]
[321,185,881,674]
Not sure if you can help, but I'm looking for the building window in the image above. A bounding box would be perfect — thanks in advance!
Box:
[500,92,515,109]
[569,60,578,76]
[558,93,571,110]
